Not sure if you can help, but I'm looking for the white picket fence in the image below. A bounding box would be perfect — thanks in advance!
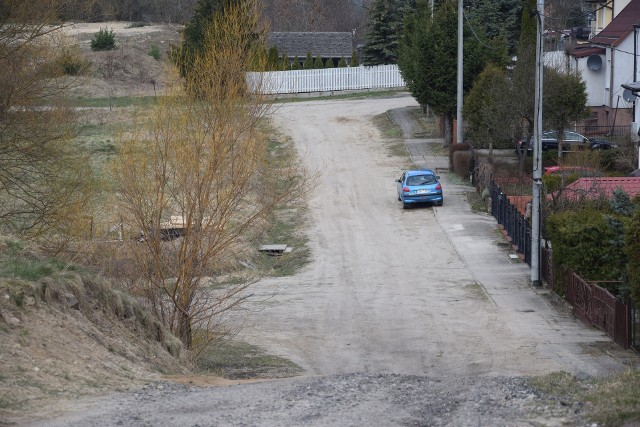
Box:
[246,64,405,95]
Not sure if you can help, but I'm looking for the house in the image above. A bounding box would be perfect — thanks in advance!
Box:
[555,176,640,201]
[567,0,640,129]
[267,32,354,67]
[586,0,632,35]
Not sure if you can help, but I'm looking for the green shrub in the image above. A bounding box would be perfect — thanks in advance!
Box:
[148,44,161,61]
[338,57,347,67]
[626,212,640,306]
[313,55,324,69]
[546,209,626,295]
[91,27,116,51]
[325,58,334,68]
[542,174,561,194]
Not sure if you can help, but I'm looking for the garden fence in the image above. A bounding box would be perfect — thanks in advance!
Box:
[246,65,405,95]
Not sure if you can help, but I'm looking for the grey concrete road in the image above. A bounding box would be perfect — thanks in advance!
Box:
[237,94,633,378]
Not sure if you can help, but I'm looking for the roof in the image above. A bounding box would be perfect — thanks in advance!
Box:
[507,195,532,216]
[558,177,640,201]
[568,45,606,58]
[590,0,640,46]
[268,32,353,58]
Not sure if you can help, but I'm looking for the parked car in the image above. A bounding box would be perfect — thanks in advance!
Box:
[517,130,617,153]
[396,170,443,208]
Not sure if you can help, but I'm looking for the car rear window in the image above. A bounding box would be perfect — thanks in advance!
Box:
[407,175,435,186]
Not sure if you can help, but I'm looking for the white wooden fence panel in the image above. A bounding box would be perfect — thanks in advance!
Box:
[246,64,405,95]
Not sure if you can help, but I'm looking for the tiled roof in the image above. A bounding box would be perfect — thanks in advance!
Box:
[559,177,640,201]
[568,45,606,58]
[268,32,353,58]
[590,0,640,46]
[508,195,532,216]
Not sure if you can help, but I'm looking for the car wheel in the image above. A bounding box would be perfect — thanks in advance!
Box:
[436,200,443,207]
[402,203,409,209]
[398,196,401,201]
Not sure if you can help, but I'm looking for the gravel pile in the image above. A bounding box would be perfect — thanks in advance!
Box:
[40,373,591,426]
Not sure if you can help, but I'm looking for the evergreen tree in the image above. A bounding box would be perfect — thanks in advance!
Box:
[171,0,266,83]
[338,57,347,67]
[325,57,334,68]
[303,51,314,68]
[350,50,358,67]
[464,0,523,55]
[292,55,301,69]
[267,46,280,70]
[280,51,289,70]
[362,0,414,65]
[397,0,505,142]
[314,55,324,69]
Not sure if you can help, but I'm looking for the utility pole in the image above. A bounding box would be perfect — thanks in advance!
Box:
[531,0,544,287]
[456,0,463,145]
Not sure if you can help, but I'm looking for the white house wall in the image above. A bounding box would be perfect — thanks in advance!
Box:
[611,35,636,110]
[573,55,606,106]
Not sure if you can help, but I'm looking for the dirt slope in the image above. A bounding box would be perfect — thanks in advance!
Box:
[62,22,181,98]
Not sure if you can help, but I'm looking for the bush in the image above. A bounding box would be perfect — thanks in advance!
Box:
[91,27,116,51]
[338,57,347,68]
[626,211,640,306]
[314,55,324,69]
[148,44,161,61]
[56,48,91,75]
[545,209,626,295]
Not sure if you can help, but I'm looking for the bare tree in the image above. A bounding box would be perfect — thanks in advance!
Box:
[113,0,309,349]
[0,1,95,239]
[265,0,368,36]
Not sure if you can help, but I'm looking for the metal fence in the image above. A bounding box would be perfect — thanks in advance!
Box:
[245,64,405,94]
[572,124,631,138]
[491,182,531,265]
[566,271,631,349]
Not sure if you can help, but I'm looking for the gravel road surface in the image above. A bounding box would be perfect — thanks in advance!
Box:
[33,93,638,426]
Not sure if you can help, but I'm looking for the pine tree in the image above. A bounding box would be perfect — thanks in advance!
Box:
[292,55,301,69]
[280,50,289,70]
[338,57,347,67]
[314,55,324,69]
[303,51,314,69]
[325,57,334,68]
[362,0,414,65]
[350,50,358,67]
[267,46,280,70]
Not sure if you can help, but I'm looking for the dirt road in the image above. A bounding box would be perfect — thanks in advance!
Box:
[238,93,629,378]
[35,93,637,426]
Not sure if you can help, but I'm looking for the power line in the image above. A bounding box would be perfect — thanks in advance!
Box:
[463,11,500,50]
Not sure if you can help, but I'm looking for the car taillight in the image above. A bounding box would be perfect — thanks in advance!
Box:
[435,183,441,190]
[402,187,410,192]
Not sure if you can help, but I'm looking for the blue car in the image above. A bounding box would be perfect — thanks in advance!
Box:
[396,170,443,208]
